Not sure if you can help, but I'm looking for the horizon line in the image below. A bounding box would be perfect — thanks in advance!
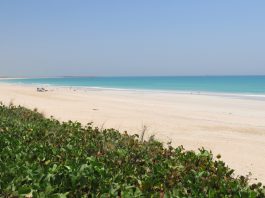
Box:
[1,74,265,79]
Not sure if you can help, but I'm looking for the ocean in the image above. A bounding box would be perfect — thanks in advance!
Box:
[2,76,265,96]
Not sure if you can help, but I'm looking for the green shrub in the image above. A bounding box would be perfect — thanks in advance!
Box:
[0,103,264,197]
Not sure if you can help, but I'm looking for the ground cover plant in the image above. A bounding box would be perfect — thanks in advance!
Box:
[0,103,264,197]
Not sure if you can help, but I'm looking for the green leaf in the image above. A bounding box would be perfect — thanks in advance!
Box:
[18,186,31,195]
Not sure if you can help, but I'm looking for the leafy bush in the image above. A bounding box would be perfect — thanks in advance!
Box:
[0,103,264,197]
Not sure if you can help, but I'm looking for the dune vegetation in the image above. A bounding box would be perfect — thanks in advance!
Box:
[0,103,264,197]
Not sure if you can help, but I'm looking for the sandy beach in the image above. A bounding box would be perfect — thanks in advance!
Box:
[0,83,265,183]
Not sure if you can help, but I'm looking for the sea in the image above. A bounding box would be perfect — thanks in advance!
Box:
[2,76,265,98]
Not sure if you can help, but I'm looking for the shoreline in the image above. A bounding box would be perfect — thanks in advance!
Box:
[1,83,265,183]
[1,81,265,101]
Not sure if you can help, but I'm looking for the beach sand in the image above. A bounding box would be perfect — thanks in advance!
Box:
[0,83,265,183]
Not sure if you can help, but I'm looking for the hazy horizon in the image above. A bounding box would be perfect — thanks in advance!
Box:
[1,1,265,76]
[2,74,265,79]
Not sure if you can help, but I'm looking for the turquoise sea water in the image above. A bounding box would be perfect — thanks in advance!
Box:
[2,76,265,96]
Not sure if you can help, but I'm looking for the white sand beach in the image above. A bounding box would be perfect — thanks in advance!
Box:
[0,83,265,183]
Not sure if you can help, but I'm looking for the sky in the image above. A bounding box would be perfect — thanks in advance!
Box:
[0,1,265,77]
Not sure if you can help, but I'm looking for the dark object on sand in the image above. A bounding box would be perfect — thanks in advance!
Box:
[36,87,48,92]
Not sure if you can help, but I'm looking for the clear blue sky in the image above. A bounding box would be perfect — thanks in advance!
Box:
[1,1,265,77]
